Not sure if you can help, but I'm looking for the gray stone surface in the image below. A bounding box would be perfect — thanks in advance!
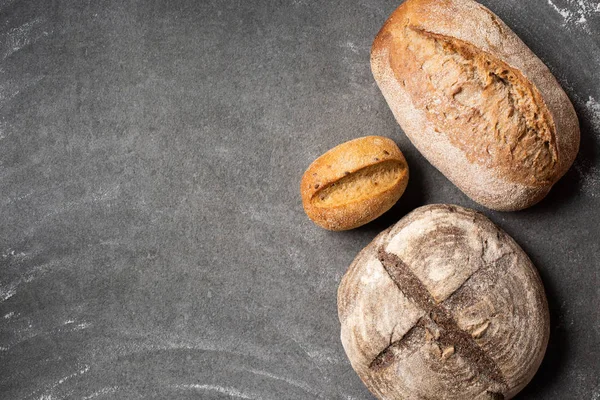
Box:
[0,0,599,398]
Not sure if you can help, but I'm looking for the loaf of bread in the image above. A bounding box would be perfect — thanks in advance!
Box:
[371,0,580,211]
[301,136,409,230]
[338,204,549,399]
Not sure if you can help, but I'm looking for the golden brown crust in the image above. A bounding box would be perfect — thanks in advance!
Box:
[338,204,550,399]
[300,136,409,230]
[371,0,580,211]
[391,28,557,186]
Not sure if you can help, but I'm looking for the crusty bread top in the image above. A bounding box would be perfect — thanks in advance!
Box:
[372,0,579,189]
[301,136,407,207]
[300,136,409,230]
[338,204,550,399]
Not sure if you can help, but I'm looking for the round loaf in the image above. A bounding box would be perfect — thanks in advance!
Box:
[338,204,549,399]
[301,136,409,231]
[371,0,580,211]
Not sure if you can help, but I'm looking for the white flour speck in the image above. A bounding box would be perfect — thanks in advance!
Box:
[574,160,600,198]
[585,96,600,134]
[0,260,53,305]
[0,284,16,302]
[547,0,600,31]
[341,41,369,55]
[307,349,342,364]
[2,249,27,259]
[173,384,261,400]
[2,18,49,59]
[345,41,359,54]
[241,367,318,397]
[82,387,118,400]
[37,365,91,399]
[74,322,92,330]
[63,319,92,331]
[547,0,572,19]
[580,167,599,197]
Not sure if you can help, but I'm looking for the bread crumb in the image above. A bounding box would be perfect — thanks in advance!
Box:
[471,321,490,338]
[442,346,455,359]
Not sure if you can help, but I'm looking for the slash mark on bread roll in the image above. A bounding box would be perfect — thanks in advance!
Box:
[301,136,409,230]
[312,160,404,206]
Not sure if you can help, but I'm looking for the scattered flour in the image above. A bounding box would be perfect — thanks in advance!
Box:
[574,98,600,199]
[0,254,50,304]
[2,248,28,259]
[0,283,16,302]
[575,162,600,198]
[574,94,600,199]
[173,384,261,400]
[585,96,600,134]
[55,365,90,385]
[75,322,91,330]
[2,18,50,60]
[241,367,319,397]
[340,41,370,55]
[547,0,600,31]
[81,387,118,400]
[63,319,92,331]
[3,315,91,352]
[344,41,360,54]
[563,94,600,199]
[36,366,90,400]
[307,348,343,364]
[548,0,573,19]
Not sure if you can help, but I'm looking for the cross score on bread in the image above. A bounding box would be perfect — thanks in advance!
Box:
[338,205,549,400]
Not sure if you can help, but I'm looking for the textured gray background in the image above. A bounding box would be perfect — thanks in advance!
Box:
[0,0,599,399]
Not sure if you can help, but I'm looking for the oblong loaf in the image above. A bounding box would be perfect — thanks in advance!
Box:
[301,136,409,230]
[371,0,580,211]
[338,204,550,399]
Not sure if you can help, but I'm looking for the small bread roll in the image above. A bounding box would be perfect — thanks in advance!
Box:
[371,0,580,211]
[301,136,409,231]
[338,204,550,399]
